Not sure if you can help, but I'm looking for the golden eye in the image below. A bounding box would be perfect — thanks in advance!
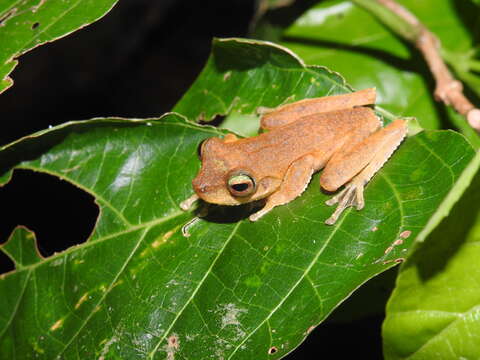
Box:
[227,173,256,197]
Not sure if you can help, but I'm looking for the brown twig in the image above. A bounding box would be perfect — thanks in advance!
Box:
[356,0,480,132]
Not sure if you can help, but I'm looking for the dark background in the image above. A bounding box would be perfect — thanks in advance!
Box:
[0,0,385,358]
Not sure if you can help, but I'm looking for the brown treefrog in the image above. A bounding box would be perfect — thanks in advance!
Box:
[181,88,407,225]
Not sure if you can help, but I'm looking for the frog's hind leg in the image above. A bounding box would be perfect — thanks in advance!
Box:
[249,154,316,221]
[260,88,376,130]
[321,119,407,225]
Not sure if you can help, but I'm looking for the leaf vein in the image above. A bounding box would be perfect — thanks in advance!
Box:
[148,222,242,358]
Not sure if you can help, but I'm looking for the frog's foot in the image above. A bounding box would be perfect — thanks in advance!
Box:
[256,106,276,115]
[324,180,364,225]
[180,194,199,211]
[250,154,316,222]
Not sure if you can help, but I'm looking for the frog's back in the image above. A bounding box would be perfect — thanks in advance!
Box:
[226,107,378,179]
[237,107,379,165]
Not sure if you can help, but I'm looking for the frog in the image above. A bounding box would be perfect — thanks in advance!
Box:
[180,88,407,225]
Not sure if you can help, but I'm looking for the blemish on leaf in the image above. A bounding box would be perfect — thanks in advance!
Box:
[31,22,40,29]
[218,303,247,339]
[355,252,364,260]
[98,336,118,360]
[50,258,64,267]
[166,279,179,288]
[384,246,394,255]
[371,226,378,232]
[31,0,46,12]
[244,274,262,287]
[223,71,232,81]
[399,230,411,239]
[163,230,174,242]
[50,318,64,331]
[402,188,422,200]
[268,346,278,355]
[32,340,44,354]
[394,258,405,263]
[112,279,124,289]
[306,325,315,334]
[260,261,272,274]
[185,334,197,341]
[151,239,162,248]
[393,239,403,246]
[0,8,17,26]
[165,334,179,360]
[75,292,89,309]
[409,168,426,182]
[220,303,246,328]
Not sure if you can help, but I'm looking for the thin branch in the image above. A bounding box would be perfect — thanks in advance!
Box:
[352,0,480,133]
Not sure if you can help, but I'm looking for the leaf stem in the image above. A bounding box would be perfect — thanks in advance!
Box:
[351,0,480,134]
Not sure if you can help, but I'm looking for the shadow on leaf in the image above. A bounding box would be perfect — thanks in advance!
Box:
[404,168,480,281]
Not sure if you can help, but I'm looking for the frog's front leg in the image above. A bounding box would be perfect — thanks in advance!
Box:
[321,119,407,225]
[249,154,316,221]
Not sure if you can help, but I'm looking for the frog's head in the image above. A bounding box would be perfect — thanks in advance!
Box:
[192,137,281,205]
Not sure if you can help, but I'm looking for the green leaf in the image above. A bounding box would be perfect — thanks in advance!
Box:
[0,0,119,94]
[275,0,480,143]
[0,119,474,359]
[0,40,476,359]
[383,151,480,359]
[1,227,42,268]
[173,38,366,122]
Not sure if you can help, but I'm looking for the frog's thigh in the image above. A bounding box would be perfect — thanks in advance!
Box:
[320,119,407,192]
[322,119,407,225]
[260,88,376,130]
[249,154,316,221]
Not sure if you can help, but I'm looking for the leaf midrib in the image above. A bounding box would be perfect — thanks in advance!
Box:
[226,213,347,360]
[0,208,185,276]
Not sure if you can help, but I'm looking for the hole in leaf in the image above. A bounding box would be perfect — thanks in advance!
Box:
[268,346,277,355]
[0,169,99,262]
[198,114,225,127]
[0,251,14,274]
[31,22,40,29]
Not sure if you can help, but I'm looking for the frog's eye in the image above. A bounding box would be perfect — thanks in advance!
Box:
[227,173,256,197]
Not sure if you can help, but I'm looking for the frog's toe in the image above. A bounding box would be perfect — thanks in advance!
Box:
[180,194,199,211]
[325,182,364,225]
[325,193,341,206]
[249,210,265,222]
